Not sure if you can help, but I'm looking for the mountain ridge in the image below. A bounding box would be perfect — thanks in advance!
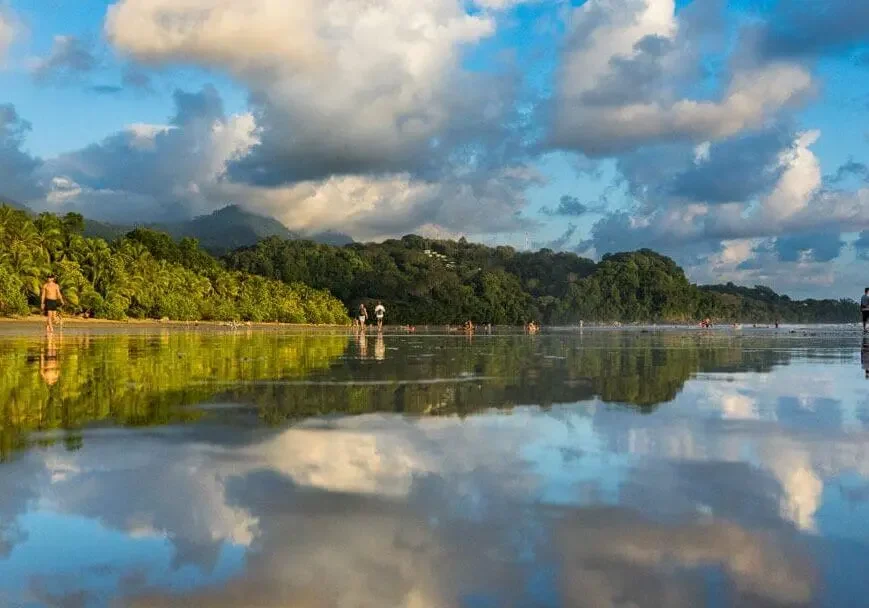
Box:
[0,196,354,254]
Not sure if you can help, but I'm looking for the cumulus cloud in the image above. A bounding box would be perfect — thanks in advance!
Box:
[32,35,97,82]
[581,124,869,290]
[668,128,794,204]
[33,86,258,222]
[104,0,525,185]
[551,0,813,156]
[27,85,534,237]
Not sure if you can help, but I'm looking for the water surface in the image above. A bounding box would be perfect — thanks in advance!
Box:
[1,327,868,607]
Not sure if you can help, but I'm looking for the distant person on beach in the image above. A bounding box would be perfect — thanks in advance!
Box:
[374,301,386,329]
[358,303,368,329]
[862,288,869,333]
[40,275,64,334]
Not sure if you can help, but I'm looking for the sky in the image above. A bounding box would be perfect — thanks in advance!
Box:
[0,0,868,298]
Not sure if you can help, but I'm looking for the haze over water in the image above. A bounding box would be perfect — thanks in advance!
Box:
[1,327,868,607]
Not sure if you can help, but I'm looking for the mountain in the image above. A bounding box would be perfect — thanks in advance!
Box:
[153,205,299,255]
[79,205,354,255]
[0,196,29,211]
[308,230,355,247]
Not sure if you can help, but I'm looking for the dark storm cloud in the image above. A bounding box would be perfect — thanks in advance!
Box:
[122,66,153,91]
[89,84,123,95]
[87,67,153,96]
[171,85,224,126]
[668,128,793,203]
[33,35,97,83]
[826,160,869,184]
[536,223,578,251]
[38,86,230,223]
[578,35,675,107]
[0,104,44,203]
[855,231,869,261]
[542,195,590,217]
[775,232,845,263]
[760,1,869,58]
[613,129,792,209]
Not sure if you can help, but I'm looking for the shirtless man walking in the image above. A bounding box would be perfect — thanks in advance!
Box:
[41,275,64,333]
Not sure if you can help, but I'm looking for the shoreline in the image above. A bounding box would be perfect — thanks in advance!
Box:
[0,315,348,329]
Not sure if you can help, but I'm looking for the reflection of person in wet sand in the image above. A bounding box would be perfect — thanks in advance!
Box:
[40,334,60,386]
[41,275,64,334]
[356,330,368,359]
[862,336,869,379]
[374,331,386,361]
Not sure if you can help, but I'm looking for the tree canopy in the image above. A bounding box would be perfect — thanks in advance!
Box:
[224,237,858,324]
[0,205,347,324]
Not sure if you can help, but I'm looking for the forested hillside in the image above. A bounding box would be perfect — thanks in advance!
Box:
[79,205,353,255]
[0,203,857,325]
[0,206,347,323]
[224,235,858,325]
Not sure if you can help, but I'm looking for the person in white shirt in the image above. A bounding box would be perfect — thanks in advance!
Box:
[374,301,386,330]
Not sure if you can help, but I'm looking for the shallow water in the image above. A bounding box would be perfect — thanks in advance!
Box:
[1,327,868,607]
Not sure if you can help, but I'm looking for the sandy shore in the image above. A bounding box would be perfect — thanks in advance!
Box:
[0,315,350,336]
[1,315,345,327]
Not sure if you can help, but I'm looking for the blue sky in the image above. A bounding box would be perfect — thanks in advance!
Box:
[1,0,868,297]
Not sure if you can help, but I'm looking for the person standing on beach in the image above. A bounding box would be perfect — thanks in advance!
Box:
[358,303,369,329]
[40,275,64,334]
[862,288,869,333]
[374,301,386,330]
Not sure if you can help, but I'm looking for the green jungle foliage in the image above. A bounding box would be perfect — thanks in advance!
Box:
[224,235,859,324]
[0,205,348,323]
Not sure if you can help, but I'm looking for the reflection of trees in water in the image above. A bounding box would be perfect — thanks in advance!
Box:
[0,333,347,461]
[248,333,803,423]
[0,331,825,460]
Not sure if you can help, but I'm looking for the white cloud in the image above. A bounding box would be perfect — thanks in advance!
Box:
[105,0,501,181]
[552,0,813,154]
[760,130,821,221]
[46,176,82,204]
[219,165,537,240]
[28,85,533,237]
[693,141,711,164]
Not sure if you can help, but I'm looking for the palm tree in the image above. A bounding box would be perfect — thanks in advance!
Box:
[79,239,114,296]
[5,243,49,296]
[34,213,64,263]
